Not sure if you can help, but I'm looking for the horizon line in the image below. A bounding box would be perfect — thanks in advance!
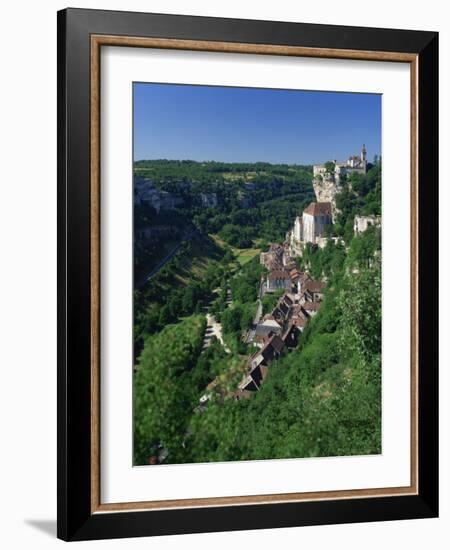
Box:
[133,155,381,166]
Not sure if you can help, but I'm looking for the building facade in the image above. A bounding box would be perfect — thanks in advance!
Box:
[354,214,381,235]
[313,144,368,183]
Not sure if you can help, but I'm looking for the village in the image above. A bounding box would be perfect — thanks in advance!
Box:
[198,145,380,406]
[131,75,384,468]
[236,242,325,398]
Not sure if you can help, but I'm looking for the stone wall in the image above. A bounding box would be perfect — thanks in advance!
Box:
[312,175,341,222]
[293,216,302,241]
[354,215,381,235]
[302,213,315,243]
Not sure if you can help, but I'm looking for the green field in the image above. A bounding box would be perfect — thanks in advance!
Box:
[210,233,261,267]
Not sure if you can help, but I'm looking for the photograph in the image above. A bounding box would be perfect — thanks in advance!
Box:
[132,83,382,467]
[51,4,438,542]
[0,0,442,545]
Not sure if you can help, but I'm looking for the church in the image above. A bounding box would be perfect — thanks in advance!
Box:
[292,201,332,245]
[287,146,368,256]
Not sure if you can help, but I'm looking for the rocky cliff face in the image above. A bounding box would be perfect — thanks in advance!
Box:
[312,175,341,221]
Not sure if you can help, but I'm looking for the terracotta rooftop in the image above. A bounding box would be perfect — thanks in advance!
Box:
[302,301,321,311]
[305,280,326,293]
[291,317,307,327]
[289,268,302,280]
[303,202,332,217]
[267,334,285,354]
[269,243,283,252]
[289,304,302,316]
[268,270,292,280]
[275,294,293,310]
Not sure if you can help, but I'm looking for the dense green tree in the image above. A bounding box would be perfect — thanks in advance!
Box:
[324,160,335,173]
[347,225,381,269]
[133,315,206,465]
[261,289,284,315]
[221,306,243,335]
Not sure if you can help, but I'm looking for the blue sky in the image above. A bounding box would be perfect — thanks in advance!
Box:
[134,83,381,165]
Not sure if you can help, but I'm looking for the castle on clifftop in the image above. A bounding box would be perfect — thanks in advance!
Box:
[313,144,367,183]
[286,146,369,256]
[312,145,368,215]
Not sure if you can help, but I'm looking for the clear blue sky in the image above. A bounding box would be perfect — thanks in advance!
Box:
[134,83,381,165]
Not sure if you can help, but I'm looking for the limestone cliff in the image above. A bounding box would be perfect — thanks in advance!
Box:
[312,175,341,221]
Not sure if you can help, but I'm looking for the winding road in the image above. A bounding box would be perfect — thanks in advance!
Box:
[203,313,231,354]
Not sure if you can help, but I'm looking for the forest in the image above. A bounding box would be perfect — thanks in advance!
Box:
[134,160,315,251]
[133,159,383,466]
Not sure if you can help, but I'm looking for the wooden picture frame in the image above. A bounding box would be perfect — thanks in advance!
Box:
[57,7,438,541]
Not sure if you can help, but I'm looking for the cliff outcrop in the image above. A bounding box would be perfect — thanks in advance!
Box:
[312,175,341,221]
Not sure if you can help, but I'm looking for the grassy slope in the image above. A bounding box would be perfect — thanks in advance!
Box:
[210,233,261,267]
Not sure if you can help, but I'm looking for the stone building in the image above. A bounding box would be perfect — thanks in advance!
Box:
[254,319,282,340]
[301,301,321,318]
[290,202,332,247]
[260,243,284,271]
[312,145,368,219]
[304,280,326,302]
[302,202,333,243]
[266,270,292,291]
[293,215,303,242]
[354,215,381,235]
[287,202,333,256]
[313,144,368,183]
[238,335,285,393]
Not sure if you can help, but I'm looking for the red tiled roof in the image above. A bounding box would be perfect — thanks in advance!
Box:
[261,334,285,355]
[302,301,321,311]
[292,317,307,327]
[269,334,285,354]
[305,280,326,293]
[303,202,332,217]
[268,270,291,280]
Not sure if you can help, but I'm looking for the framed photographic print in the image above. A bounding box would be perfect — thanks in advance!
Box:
[57,8,438,541]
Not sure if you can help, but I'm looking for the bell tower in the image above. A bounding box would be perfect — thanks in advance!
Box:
[361,144,367,163]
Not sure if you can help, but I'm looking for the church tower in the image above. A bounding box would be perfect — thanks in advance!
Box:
[361,144,367,163]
